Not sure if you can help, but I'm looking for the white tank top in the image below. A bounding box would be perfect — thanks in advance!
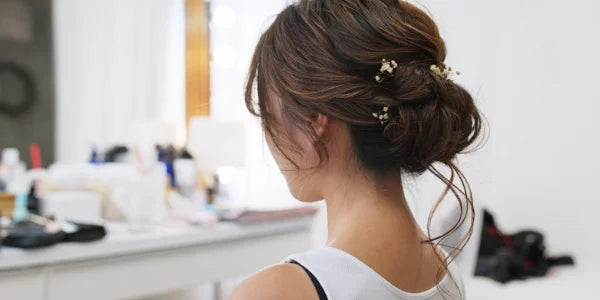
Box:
[284,247,465,300]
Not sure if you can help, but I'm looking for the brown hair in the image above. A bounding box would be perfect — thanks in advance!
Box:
[245,0,482,293]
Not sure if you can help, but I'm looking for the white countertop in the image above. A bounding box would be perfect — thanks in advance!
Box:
[0,217,313,272]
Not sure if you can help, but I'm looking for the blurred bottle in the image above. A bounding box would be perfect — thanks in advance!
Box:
[0,148,27,194]
[12,193,28,222]
[174,148,196,198]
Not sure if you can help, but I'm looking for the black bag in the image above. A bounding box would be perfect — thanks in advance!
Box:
[475,209,574,283]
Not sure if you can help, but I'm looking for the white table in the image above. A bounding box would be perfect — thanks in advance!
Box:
[0,217,314,300]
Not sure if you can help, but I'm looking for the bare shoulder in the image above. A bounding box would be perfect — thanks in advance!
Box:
[229,263,320,300]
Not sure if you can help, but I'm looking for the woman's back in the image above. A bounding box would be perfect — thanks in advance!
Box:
[286,247,465,300]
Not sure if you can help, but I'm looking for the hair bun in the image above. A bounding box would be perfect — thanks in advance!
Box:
[389,64,435,104]
[368,64,481,173]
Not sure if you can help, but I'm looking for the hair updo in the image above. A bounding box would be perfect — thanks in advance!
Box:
[245,0,483,278]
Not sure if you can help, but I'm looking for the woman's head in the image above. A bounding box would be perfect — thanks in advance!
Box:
[246,0,481,199]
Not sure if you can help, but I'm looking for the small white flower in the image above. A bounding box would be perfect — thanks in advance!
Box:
[383,106,389,112]
[375,58,398,83]
[372,113,378,118]
[383,63,394,74]
[431,64,459,80]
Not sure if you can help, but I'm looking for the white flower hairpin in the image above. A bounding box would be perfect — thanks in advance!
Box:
[369,60,461,126]
[430,64,460,80]
[374,59,398,83]
[371,58,397,125]
[372,106,390,125]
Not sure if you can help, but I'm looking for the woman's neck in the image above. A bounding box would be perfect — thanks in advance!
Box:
[319,170,444,293]
[322,170,422,249]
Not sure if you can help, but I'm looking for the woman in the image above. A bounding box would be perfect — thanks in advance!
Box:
[231,0,481,299]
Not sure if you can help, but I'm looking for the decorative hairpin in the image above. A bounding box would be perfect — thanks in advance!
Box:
[430,64,460,80]
[372,59,396,125]
[372,106,390,125]
[374,59,398,83]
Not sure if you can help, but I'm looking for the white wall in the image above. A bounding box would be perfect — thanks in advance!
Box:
[53,0,186,163]
[410,0,600,266]
[208,0,300,209]
[498,0,600,259]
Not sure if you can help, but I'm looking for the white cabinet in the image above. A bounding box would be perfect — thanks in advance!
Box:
[0,269,45,300]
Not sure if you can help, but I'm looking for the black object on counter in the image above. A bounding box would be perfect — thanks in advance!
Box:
[62,222,106,243]
[1,221,64,249]
[27,185,40,215]
[1,218,107,249]
[104,145,129,163]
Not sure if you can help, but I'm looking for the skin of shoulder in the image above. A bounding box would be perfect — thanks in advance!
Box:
[229,263,320,300]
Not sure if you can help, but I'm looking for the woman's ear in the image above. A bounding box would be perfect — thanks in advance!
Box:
[312,113,329,137]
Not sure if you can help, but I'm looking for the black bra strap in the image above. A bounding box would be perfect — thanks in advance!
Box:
[289,260,328,300]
